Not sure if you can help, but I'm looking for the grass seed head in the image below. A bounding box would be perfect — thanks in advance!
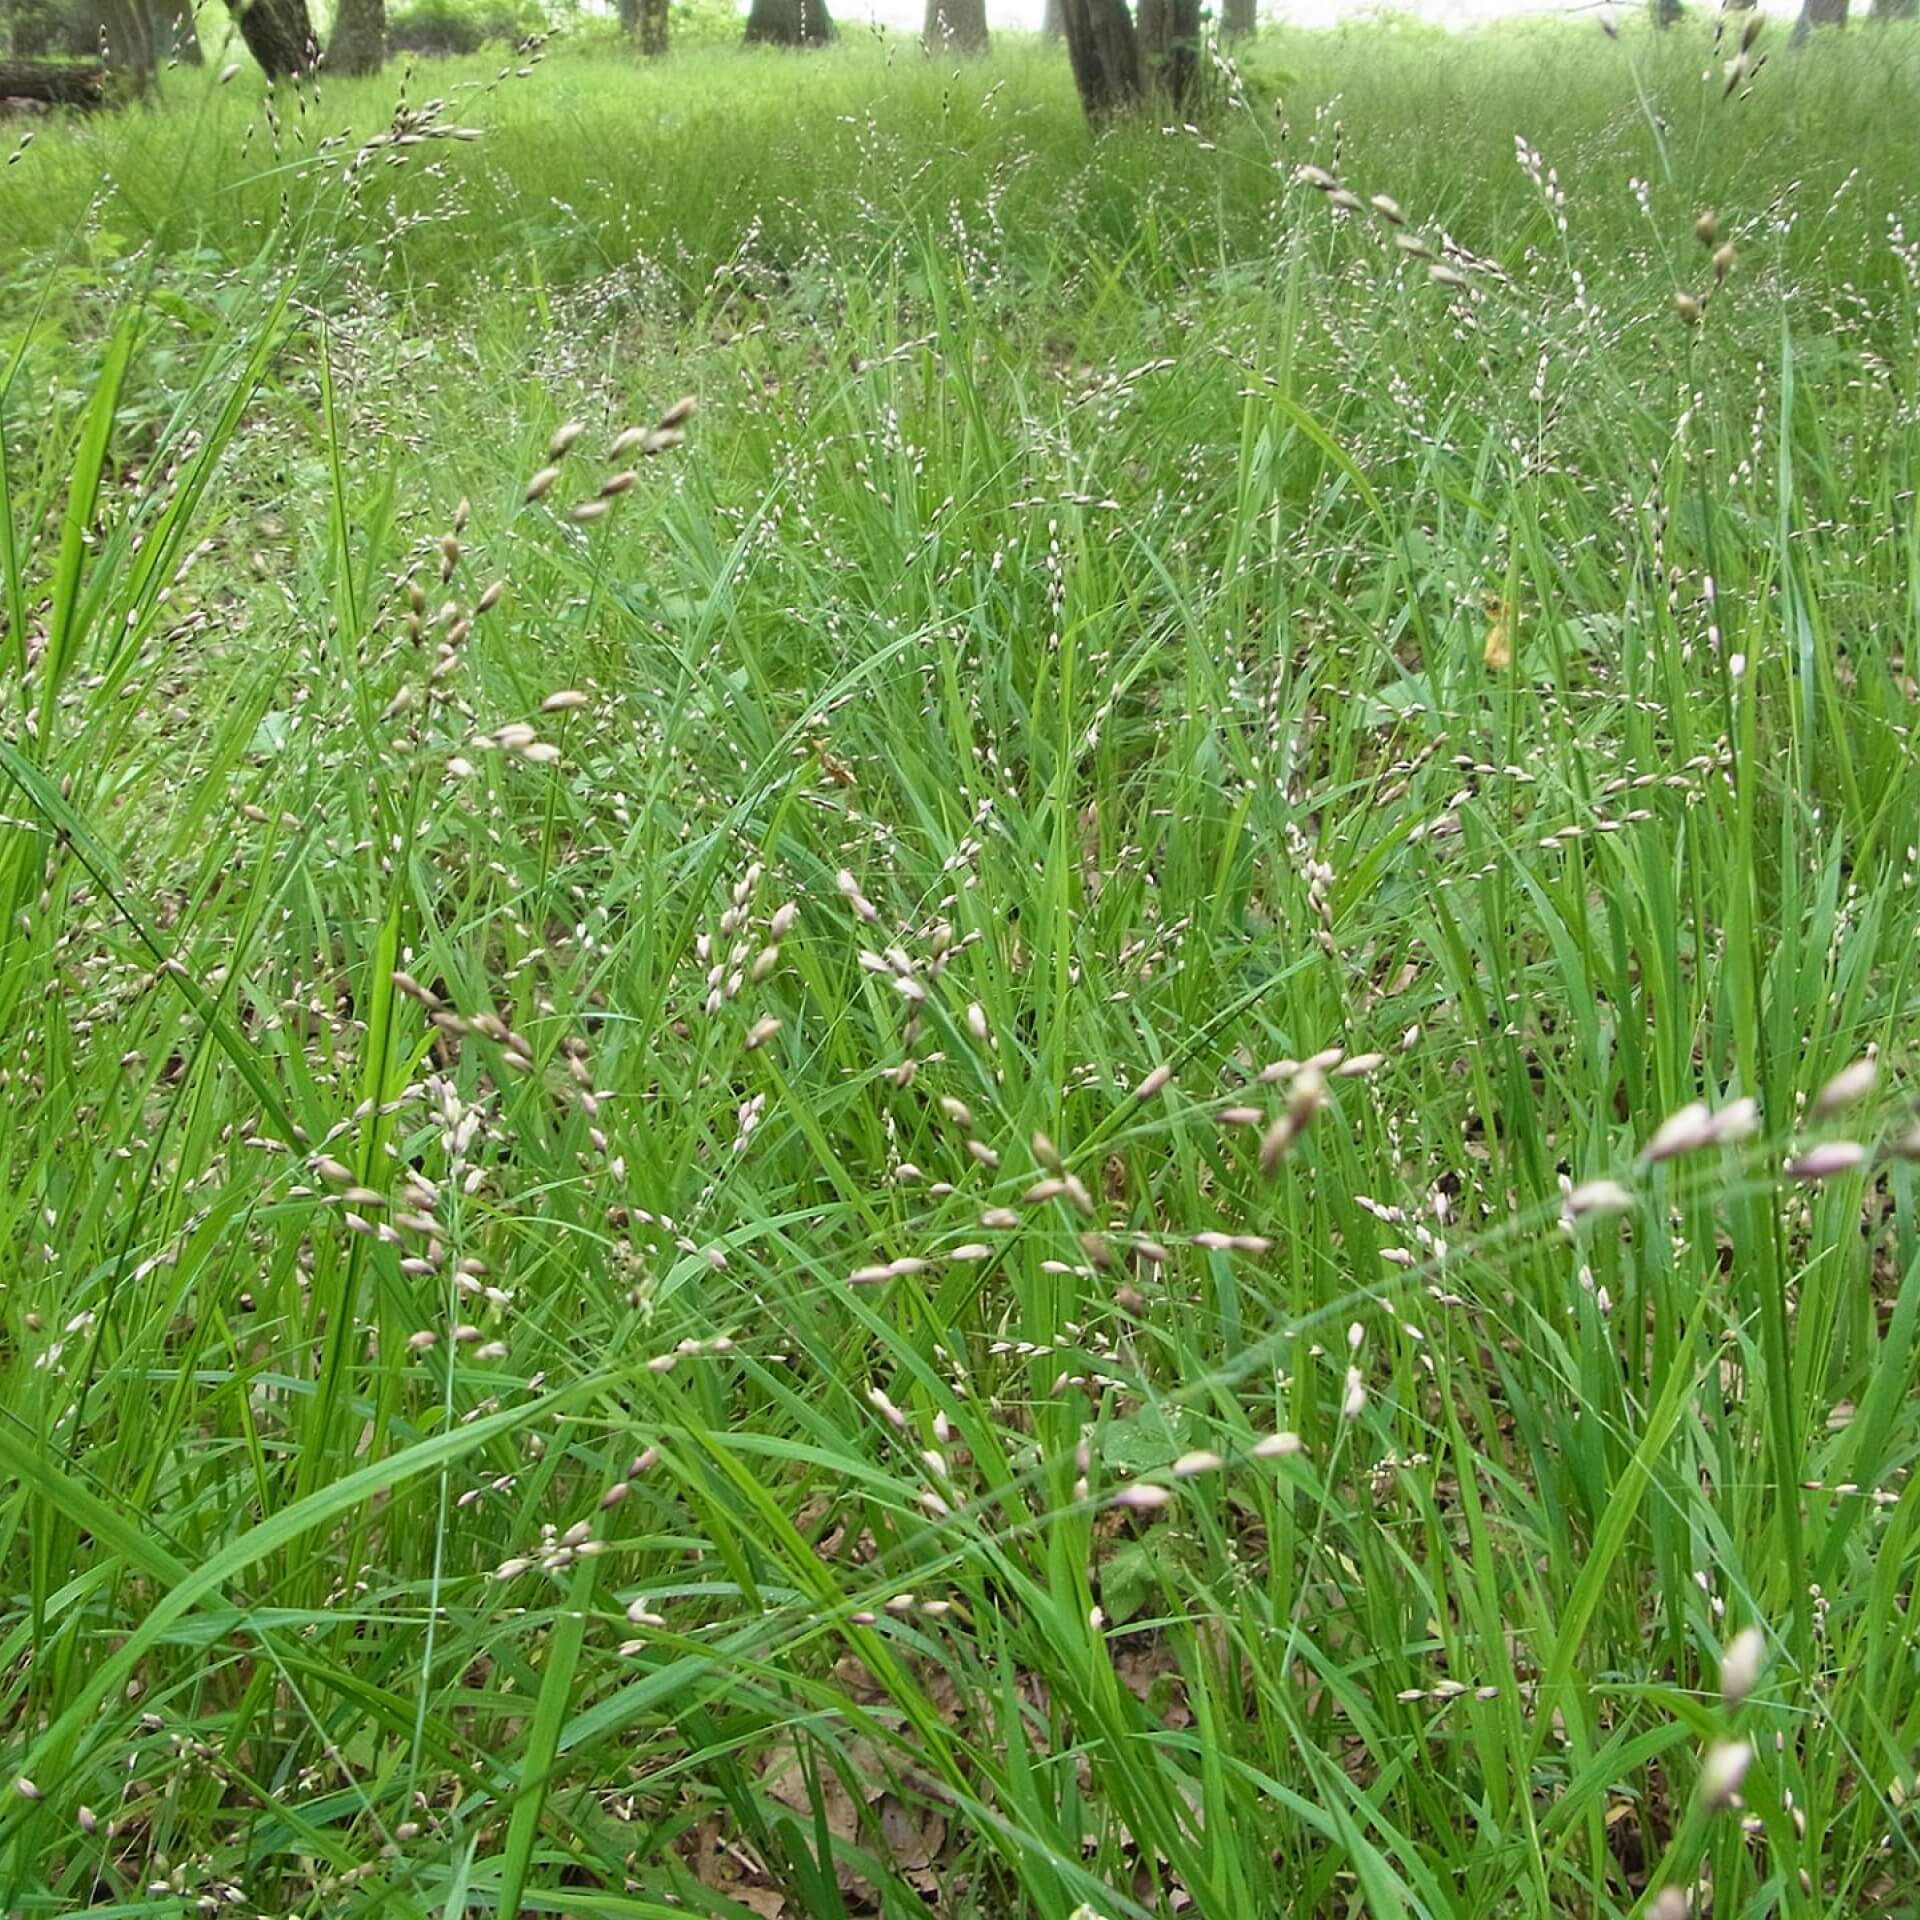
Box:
[1721,1625,1766,1708]
[1701,1738,1753,1809]
[1565,1178,1634,1222]
[1814,1055,1876,1118]
[1645,1100,1715,1162]
[1133,1062,1173,1101]
[1173,1449,1223,1477]
[1786,1140,1867,1181]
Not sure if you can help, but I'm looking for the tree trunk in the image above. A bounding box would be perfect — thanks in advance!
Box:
[1221,0,1254,38]
[637,0,667,55]
[742,0,831,44]
[1791,0,1847,37]
[1138,0,1198,105]
[1057,0,1139,119]
[1041,0,1063,36]
[923,0,987,51]
[0,57,109,101]
[1653,0,1682,26]
[226,0,312,74]
[1870,0,1914,18]
[327,0,382,72]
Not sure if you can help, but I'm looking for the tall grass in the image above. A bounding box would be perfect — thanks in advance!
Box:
[3,15,1920,1916]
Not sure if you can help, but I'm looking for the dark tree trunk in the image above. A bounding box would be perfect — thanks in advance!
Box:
[226,0,312,74]
[1221,0,1254,38]
[1791,0,1847,38]
[1870,0,1914,19]
[1653,0,1682,26]
[923,0,987,50]
[742,0,831,44]
[0,56,109,100]
[616,0,638,28]
[327,0,382,71]
[1138,0,1198,105]
[637,0,667,55]
[1041,0,1063,35]
[1057,0,1139,118]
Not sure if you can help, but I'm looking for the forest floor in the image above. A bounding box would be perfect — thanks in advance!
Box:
[3,18,1920,1917]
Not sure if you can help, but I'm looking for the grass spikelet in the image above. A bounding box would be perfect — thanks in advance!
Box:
[1813,1056,1876,1118]
[1564,1178,1634,1222]
[1644,1101,1715,1163]
[1785,1141,1867,1181]
[1110,1483,1174,1511]
[1720,1625,1766,1708]
[1700,1739,1753,1809]
[1132,1062,1173,1101]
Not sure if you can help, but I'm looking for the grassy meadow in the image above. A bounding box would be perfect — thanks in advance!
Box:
[3,12,1920,1915]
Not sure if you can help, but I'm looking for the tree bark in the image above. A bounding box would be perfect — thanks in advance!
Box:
[226,0,313,74]
[1653,0,1683,26]
[742,0,831,44]
[0,57,109,101]
[1870,0,1914,18]
[1138,0,1198,105]
[1790,0,1847,37]
[1041,0,1063,36]
[923,0,987,51]
[1221,0,1254,37]
[327,0,382,72]
[1057,0,1139,118]
[637,0,667,55]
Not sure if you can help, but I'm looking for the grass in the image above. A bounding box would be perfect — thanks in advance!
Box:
[3,11,1920,1915]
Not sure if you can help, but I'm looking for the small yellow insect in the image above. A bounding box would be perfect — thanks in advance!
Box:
[1482,595,1512,672]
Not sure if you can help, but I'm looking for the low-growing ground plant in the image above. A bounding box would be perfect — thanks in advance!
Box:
[2,16,1919,1917]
